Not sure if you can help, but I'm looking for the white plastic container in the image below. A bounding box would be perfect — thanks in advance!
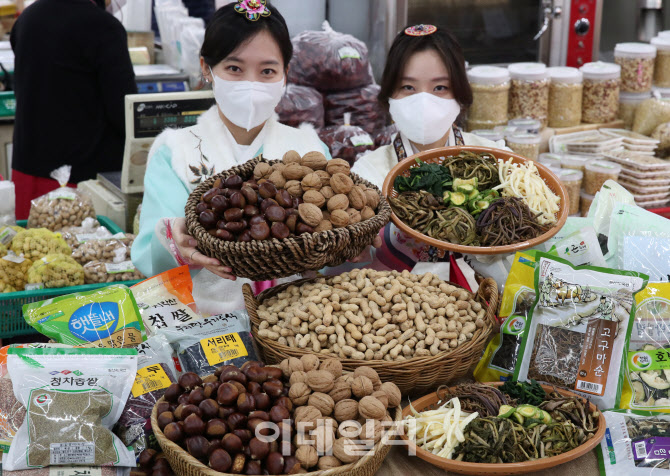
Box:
[547,66,583,128]
[508,63,549,127]
[580,62,621,124]
[467,66,510,130]
[614,42,657,93]
[505,132,541,160]
[652,36,670,88]
[557,169,583,216]
[538,152,564,169]
[471,129,505,142]
[508,118,542,134]
[561,154,590,172]
[584,160,622,195]
[619,91,652,128]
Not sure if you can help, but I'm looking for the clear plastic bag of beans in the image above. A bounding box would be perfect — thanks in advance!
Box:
[276,84,324,129]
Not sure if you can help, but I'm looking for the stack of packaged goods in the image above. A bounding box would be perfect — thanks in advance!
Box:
[604,150,670,208]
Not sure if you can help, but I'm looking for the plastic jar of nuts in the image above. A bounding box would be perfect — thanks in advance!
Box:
[466,65,510,130]
[561,154,590,172]
[508,62,549,127]
[470,129,504,143]
[538,152,564,170]
[580,62,621,123]
[615,42,656,93]
[619,91,652,129]
[584,160,622,195]
[557,169,583,216]
[547,66,583,128]
[580,190,595,216]
[505,132,541,160]
[652,36,670,87]
[508,117,542,134]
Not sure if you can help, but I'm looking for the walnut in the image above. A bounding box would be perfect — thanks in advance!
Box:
[326,158,351,176]
[354,367,381,390]
[283,150,302,165]
[348,186,367,211]
[359,396,386,420]
[332,438,359,464]
[328,380,352,402]
[372,391,389,409]
[280,358,291,378]
[296,445,318,469]
[285,180,304,198]
[346,208,361,225]
[380,382,401,408]
[290,370,308,386]
[330,210,350,228]
[351,376,374,399]
[268,170,286,189]
[318,456,342,470]
[253,162,272,180]
[284,163,308,181]
[314,220,333,233]
[364,189,380,210]
[361,419,384,443]
[317,417,339,433]
[330,173,354,195]
[315,170,331,187]
[338,374,354,386]
[327,195,349,212]
[301,151,328,170]
[320,359,342,379]
[313,425,335,455]
[334,399,359,422]
[289,357,304,374]
[338,420,361,439]
[300,354,320,372]
[295,405,322,423]
[271,162,286,173]
[301,173,323,192]
[321,186,335,200]
[306,370,335,393]
[361,206,376,221]
[308,392,335,416]
[303,190,326,208]
[298,203,323,228]
[289,381,311,406]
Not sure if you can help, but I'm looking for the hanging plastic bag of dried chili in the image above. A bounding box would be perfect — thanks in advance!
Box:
[324,84,388,135]
[514,252,648,409]
[318,113,375,166]
[288,21,374,92]
[276,84,325,129]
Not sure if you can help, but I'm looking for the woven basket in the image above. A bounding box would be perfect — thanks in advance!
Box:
[185,157,391,281]
[243,277,498,396]
[151,391,402,476]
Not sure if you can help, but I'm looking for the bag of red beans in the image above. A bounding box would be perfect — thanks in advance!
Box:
[324,84,388,135]
[276,84,324,129]
[318,113,376,166]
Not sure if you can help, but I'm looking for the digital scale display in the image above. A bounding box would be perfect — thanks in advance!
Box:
[133,97,215,138]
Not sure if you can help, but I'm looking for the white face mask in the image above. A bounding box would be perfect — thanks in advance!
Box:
[210,68,285,131]
[388,93,461,145]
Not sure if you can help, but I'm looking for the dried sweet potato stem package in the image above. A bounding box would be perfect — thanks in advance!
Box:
[3,348,137,470]
[514,252,648,409]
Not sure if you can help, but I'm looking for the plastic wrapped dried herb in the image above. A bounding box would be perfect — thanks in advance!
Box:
[527,324,585,387]
[3,348,137,471]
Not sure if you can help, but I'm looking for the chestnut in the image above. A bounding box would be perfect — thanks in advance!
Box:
[274,396,293,412]
[195,202,210,214]
[202,188,221,203]
[206,418,228,438]
[284,455,301,475]
[296,223,315,234]
[241,186,258,204]
[157,411,174,431]
[259,181,277,199]
[186,435,210,460]
[276,421,292,441]
[152,457,171,473]
[254,392,271,411]
[247,418,266,435]
[224,221,246,234]
[199,398,220,420]
[265,367,283,380]
[269,405,290,423]
[163,422,184,443]
[266,452,285,475]
[250,222,271,241]
[243,204,260,217]
[184,413,206,436]
[248,410,269,421]
[138,448,157,468]
[265,205,287,223]
[271,222,290,239]
[219,406,235,420]
[217,382,239,406]
[203,381,220,399]
[232,428,252,444]
[199,210,217,229]
[210,228,234,241]
[227,412,248,430]
[246,381,262,395]
[208,439,223,457]
[260,198,279,213]
[262,379,284,398]
[188,387,206,406]
[244,460,262,475]
[275,189,293,208]
[181,404,202,421]
[231,380,247,395]
[209,448,233,473]
[231,454,247,474]
[179,372,203,391]
[237,393,256,414]
[211,195,230,214]
[248,215,267,226]
[222,369,247,385]
[221,433,244,454]
[285,215,298,233]
[216,365,237,378]
[237,230,253,242]
[203,375,219,384]
[222,188,234,198]
[229,191,247,210]
[177,392,190,407]
[248,437,270,461]
[225,175,244,189]
[224,207,244,222]
[245,365,268,383]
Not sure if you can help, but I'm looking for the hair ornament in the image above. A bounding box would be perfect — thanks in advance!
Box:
[234,0,271,21]
[404,24,437,37]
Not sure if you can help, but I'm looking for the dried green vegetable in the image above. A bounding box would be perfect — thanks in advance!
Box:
[500,380,546,406]
[394,159,453,196]
[442,151,500,189]
[436,383,508,417]
[476,197,550,247]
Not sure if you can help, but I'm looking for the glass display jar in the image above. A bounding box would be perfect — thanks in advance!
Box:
[580,62,621,124]
[508,62,549,128]
[619,91,652,129]
[466,65,510,131]
[548,66,583,128]
[614,42,656,93]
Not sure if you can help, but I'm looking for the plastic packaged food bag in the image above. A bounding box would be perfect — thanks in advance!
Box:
[10,228,71,261]
[0,225,24,247]
[83,260,144,284]
[633,97,670,136]
[26,254,84,289]
[158,311,258,378]
[318,113,375,165]
[514,252,648,409]
[27,166,96,231]
[547,226,607,268]
[474,251,539,383]
[652,122,670,157]
[324,84,388,135]
[73,235,135,265]
[2,468,130,476]
[276,84,324,129]
[375,123,398,148]
[3,347,137,470]
[597,410,670,475]
[0,251,32,292]
[288,21,374,92]
[114,334,177,456]
[131,266,201,335]
[23,284,145,348]
[59,218,111,251]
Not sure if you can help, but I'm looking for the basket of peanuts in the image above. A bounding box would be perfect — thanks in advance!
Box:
[243,269,498,395]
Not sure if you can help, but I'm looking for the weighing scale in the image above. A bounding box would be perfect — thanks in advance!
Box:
[120,90,215,195]
[133,64,191,94]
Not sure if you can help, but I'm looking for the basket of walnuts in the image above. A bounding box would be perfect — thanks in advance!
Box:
[151,356,401,476]
[184,152,391,282]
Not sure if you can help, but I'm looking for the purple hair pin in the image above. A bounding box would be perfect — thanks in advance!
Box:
[234,0,271,21]
[405,24,437,37]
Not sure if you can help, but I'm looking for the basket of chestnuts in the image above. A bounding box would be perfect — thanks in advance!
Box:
[184,151,391,281]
